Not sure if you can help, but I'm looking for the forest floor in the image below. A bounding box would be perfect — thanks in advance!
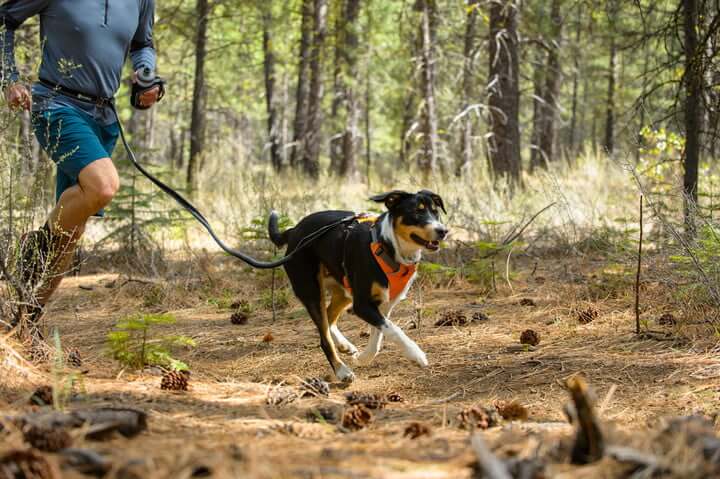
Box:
[3,251,720,478]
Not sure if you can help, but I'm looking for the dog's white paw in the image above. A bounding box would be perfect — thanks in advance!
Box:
[404,344,428,368]
[355,349,376,366]
[335,364,355,383]
[331,326,358,356]
[337,341,359,356]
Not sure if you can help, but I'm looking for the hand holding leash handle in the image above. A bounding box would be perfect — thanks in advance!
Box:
[131,67,165,110]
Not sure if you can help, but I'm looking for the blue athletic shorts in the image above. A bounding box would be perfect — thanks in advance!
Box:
[32,107,119,217]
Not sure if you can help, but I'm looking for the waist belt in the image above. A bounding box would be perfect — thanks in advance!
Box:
[38,79,114,107]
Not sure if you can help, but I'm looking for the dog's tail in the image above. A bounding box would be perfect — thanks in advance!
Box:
[268,210,290,247]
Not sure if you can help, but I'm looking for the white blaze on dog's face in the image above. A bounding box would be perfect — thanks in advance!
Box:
[371,190,449,256]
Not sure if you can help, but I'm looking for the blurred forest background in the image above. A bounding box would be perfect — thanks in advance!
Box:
[1,0,719,250]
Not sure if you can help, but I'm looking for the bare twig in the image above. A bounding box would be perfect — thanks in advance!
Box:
[501,202,556,246]
[635,195,643,335]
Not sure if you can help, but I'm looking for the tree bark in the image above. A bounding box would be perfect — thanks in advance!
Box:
[300,0,328,178]
[534,0,563,170]
[457,0,480,176]
[290,0,313,169]
[262,4,282,172]
[603,4,617,157]
[487,0,521,183]
[187,0,209,193]
[417,0,440,178]
[529,47,545,170]
[330,0,361,177]
[568,3,582,155]
[683,0,702,233]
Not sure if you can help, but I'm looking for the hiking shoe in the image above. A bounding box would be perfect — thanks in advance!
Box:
[17,224,52,291]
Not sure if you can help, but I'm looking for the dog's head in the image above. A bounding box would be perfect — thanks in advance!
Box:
[370,190,448,252]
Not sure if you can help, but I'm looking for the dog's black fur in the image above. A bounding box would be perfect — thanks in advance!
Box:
[268,190,448,382]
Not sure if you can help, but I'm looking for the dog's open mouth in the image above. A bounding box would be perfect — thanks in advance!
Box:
[411,233,440,251]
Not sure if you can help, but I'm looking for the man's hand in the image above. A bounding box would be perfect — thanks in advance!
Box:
[5,83,31,111]
[132,69,160,108]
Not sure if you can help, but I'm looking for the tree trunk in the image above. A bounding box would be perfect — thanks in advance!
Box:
[530,48,545,170]
[683,0,702,233]
[417,0,440,178]
[536,0,563,169]
[568,2,582,156]
[300,0,327,178]
[187,0,209,193]
[457,0,479,176]
[330,0,361,177]
[290,0,313,169]
[262,3,282,172]
[487,0,521,183]
[603,31,616,156]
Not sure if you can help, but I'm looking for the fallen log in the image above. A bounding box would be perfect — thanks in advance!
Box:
[470,433,512,479]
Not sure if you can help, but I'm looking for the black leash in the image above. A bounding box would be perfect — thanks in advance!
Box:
[37,78,354,268]
[110,105,354,269]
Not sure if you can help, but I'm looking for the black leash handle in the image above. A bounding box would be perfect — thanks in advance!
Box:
[111,105,353,269]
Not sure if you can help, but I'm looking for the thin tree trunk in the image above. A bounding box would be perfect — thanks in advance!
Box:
[487,0,521,183]
[603,31,616,155]
[330,0,361,177]
[300,0,327,178]
[530,47,546,170]
[364,0,373,184]
[187,0,209,193]
[290,0,313,169]
[262,3,282,172]
[457,0,479,176]
[568,2,582,156]
[417,0,440,178]
[683,0,702,233]
[536,0,563,168]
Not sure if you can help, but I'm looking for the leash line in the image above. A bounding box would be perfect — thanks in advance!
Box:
[111,105,354,269]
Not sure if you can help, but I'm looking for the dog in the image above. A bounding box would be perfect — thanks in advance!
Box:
[267,190,448,382]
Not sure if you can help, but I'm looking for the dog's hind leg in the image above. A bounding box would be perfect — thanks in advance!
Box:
[326,284,356,357]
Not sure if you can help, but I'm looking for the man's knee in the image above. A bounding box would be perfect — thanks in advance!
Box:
[80,159,120,209]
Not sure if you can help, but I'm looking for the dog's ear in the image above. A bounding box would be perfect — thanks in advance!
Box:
[369,190,412,210]
[419,190,446,214]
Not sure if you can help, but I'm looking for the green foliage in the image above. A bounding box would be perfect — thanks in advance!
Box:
[669,224,720,305]
[465,240,519,290]
[418,261,458,286]
[51,329,85,411]
[107,313,195,371]
[260,287,291,310]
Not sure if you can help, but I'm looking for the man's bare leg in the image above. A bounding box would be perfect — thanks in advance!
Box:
[35,158,119,307]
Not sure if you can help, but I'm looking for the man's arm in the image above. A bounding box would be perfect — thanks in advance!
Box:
[130,0,157,73]
[0,0,48,87]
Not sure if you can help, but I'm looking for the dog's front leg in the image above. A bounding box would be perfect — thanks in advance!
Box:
[354,303,428,368]
[356,327,383,365]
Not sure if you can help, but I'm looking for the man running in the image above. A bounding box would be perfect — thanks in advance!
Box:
[1,0,161,327]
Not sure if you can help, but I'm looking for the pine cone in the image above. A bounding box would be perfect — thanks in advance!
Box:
[472,311,490,322]
[306,406,339,424]
[457,406,501,430]
[0,448,59,479]
[386,392,404,403]
[345,392,387,409]
[519,298,536,307]
[520,329,540,346]
[301,377,330,398]
[29,385,53,406]
[23,425,73,452]
[342,404,373,431]
[230,311,248,325]
[435,310,468,327]
[657,313,677,326]
[577,307,598,324]
[160,370,190,391]
[403,422,431,439]
[66,348,82,368]
[495,400,529,421]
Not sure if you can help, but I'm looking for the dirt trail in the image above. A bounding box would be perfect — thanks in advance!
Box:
[6,257,720,478]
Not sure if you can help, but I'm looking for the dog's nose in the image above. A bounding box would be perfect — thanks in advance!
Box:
[435,226,448,240]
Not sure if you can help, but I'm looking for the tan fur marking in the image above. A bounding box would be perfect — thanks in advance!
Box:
[394,216,433,244]
[327,284,352,326]
[371,281,390,304]
[317,265,343,370]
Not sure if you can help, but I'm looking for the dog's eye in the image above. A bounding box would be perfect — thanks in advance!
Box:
[417,204,425,212]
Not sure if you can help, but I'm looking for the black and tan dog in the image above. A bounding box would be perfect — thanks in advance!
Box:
[268,190,448,382]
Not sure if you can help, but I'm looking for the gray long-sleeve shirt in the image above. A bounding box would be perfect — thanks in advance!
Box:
[0,0,156,125]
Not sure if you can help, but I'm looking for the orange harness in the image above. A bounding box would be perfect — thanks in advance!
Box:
[342,215,417,301]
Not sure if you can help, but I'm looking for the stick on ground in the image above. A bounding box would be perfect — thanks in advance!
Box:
[566,376,605,465]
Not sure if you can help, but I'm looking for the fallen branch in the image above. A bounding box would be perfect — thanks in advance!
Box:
[471,433,512,479]
[566,376,605,464]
